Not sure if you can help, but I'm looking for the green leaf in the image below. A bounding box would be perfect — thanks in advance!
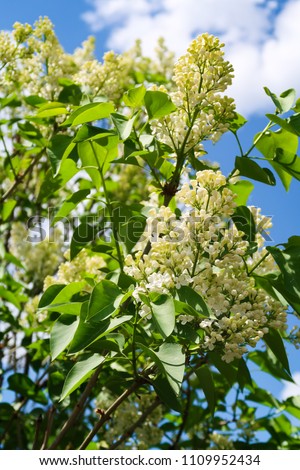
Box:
[255,128,298,189]
[18,121,47,146]
[152,375,182,412]
[58,81,82,106]
[268,160,292,191]
[123,85,146,107]
[174,300,200,319]
[0,93,21,109]
[265,114,296,134]
[2,199,17,221]
[39,281,87,307]
[151,294,175,338]
[77,140,101,189]
[37,158,79,202]
[111,113,136,141]
[47,134,74,176]
[37,101,68,118]
[235,157,276,185]
[229,112,247,132]
[177,286,210,317]
[256,129,298,160]
[268,414,293,437]
[52,189,90,222]
[175,322,201,344]
[156,343,185,395]
[8,373,47,404]
[195,365,215,415]
[254,271,300,315]
[159,160,175,180]
[68,315,132,353]
[87,280,122,321]
[289,112,300,135]
[62,102,115,126]
[0,286,21,309]
[264,87,296,113]
[249,350,293,382]
[228,180,254,206]
[208,351,237,385]
[74,124,114,143]
[50,314,80,360]
[45,303,83,315]
[232,205,256,242]
[114,204,146,253]
[284,396,300,420]
[138,342,185,395]
[60,354,105,401]
[247,383,281,408]
[78,135,119,184]
[237,358,252,391]
[24,95,48,107]
[267,240,300,309]
[273,148,300,181]
[263,328,291,375]
[252,274,288,305]
[70,222,96,260]
[38,284,65,308]
[144,90,176,119]
[0,403,14,421]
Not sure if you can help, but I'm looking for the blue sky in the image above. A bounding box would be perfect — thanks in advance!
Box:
[1,0,300,399]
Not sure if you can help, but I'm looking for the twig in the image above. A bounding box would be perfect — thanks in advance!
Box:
[248,252,270,275]
[32,414,43,449]
[0,149,44,204]
[41,406,56,450]
[109,395,162,450]
[170,380,191,449]
[78,375,147,450]
[48,365,103,450]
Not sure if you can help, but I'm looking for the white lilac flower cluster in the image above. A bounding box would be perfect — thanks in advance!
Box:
[73,50,132,101]
[125,170,287,363]
[43,248,106,291]
[0,18,176,105]
[150,34,235,154]
[209,432,235,450]
[9,222,63,286]
[289,325,300,349]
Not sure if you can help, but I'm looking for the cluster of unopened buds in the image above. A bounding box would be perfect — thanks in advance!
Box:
[150,33,235,153]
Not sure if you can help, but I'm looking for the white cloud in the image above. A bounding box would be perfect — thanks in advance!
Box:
[82,0,300,116]
[281,371,300,400]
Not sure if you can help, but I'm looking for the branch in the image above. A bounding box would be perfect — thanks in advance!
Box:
[78,375,148,450]
[41,406,56,450]
[32,414,43,449]
[109,396,162,450]
[169,380,191,449]
[48,365,103,450]
[0,149,44,204]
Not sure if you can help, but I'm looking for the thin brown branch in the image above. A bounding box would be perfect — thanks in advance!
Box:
[48,365,103,450]
[78,375,147,450]
[170,379,191,449]
[32,414,43,450]
[41,406,56,450]
[0,149,44,204]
